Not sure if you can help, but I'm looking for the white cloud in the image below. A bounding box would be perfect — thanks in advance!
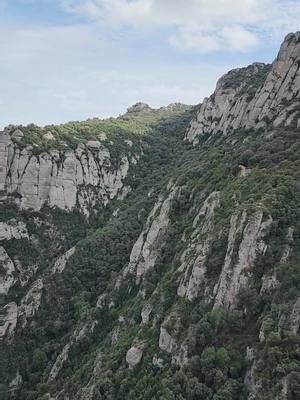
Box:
[1,0,299,128]
[61,0,300,53]
[0,22,233,128]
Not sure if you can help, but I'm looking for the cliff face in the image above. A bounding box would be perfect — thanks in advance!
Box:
[1,34,300,400]
[186,32,300,143]
[0,128,134,215]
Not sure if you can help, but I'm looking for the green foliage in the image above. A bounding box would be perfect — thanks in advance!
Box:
[2,94,300,400]
[32,349,47,370]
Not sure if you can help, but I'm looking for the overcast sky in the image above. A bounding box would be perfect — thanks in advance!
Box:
[1,0,300,128]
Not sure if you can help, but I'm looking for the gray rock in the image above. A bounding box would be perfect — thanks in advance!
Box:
[185,32,300,144]
[214,210,272,310]
[11,129,24,141]
[159,327,177,354]
[18,279,43,327]
[0,302,18,339]
[126,342,144,369]
[0,246,15,295]
[0,220,28,241]
[0,136,132,214]
[124,184,177,284]
[177,192,219,300]
[141,303,152,325]
[127,102,150,113]
[52,247,76,274]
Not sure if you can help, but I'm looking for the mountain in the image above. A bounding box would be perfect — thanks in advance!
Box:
[1,33,300,400]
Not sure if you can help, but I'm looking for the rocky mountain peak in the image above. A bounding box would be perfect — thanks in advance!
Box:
[186,31,300,144]
[127,102,150,113]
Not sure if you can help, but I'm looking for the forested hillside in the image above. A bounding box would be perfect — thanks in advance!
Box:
[1,32,300,400]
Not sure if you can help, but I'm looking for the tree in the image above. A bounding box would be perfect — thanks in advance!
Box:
[32,349,47,371]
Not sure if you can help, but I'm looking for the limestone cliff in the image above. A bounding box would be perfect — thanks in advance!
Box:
[0,127,135,215]
[186,31,300,143]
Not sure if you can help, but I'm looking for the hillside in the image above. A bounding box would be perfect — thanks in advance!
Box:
[1,33,300,400]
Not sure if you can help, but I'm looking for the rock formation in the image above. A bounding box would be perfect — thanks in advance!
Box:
[186,32,300,143]
[0,130,135,215]
[124,184,177,284]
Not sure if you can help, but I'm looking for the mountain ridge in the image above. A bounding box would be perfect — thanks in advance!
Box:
[1,32,300,400]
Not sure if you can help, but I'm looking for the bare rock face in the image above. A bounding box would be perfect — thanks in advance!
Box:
[18,279,43,327]
[127,102,150,113]
[186,32,300,143]
[289,297,300,335]
[52,247,76,274]
[48,320,98,382]
[214,210,272,310]
[0,302,18,339]
[0,246,16,295]
[8,371,22,394]
[0,220,28,241]
[159,326,177,354]
[280,227,294,264]
[279,297,300,336]
[141,303,152,325]
[126,342,144,369]
[48,343,71,382]
[177,191,219,300]
[124,185,177,284]
[0,131,134,215]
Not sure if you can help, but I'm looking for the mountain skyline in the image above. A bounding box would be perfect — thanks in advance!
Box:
[1,0,300,128]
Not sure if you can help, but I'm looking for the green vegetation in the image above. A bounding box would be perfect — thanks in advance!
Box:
[1,98,300,400]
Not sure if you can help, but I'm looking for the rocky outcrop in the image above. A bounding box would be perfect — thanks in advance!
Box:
[49,343,71,382]
[158,323,188,366]
[288,297,300,335]
[18,279,43,327]
[141,303,152,325]
[244,347,260,400]
[0,220,28,241]
[52,246,76,273]
[1,279,43,339]
[279,297,300,336]
[0,246,16,295]
[159,326,177,354]
[214,210,272,310]
[0,130,135,215]
[126,342,144,369]
[124,185,177,284]
[48,320,98,382]
[177,192,219,300]
[8,371,22,395]
[127,102,150,113]
[280,227,294,264]
[0,302,18,339]
[186,32,300,143]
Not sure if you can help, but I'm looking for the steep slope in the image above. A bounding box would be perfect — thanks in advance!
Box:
[186,31,300,143]
[1,33,300,400]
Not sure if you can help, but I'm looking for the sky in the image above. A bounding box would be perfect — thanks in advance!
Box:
[1,0,300,128]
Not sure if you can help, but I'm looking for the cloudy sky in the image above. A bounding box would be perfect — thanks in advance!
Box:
[1,0,300,128]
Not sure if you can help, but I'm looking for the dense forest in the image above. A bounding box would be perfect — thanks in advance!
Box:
[1,32,300,400]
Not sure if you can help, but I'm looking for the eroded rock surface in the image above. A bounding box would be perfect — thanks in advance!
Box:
[0,220,28,241]
[159,327,177,354]
[177,191,219,300]
[124,185,177,284]
[18,279,43,327]
[214,210,272,310]
[0,302,18,339]
[0,246,16,295]
[126,342,144,369]
[52,247,76,273]
[186,32,300,143]
[0,131,134,215]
